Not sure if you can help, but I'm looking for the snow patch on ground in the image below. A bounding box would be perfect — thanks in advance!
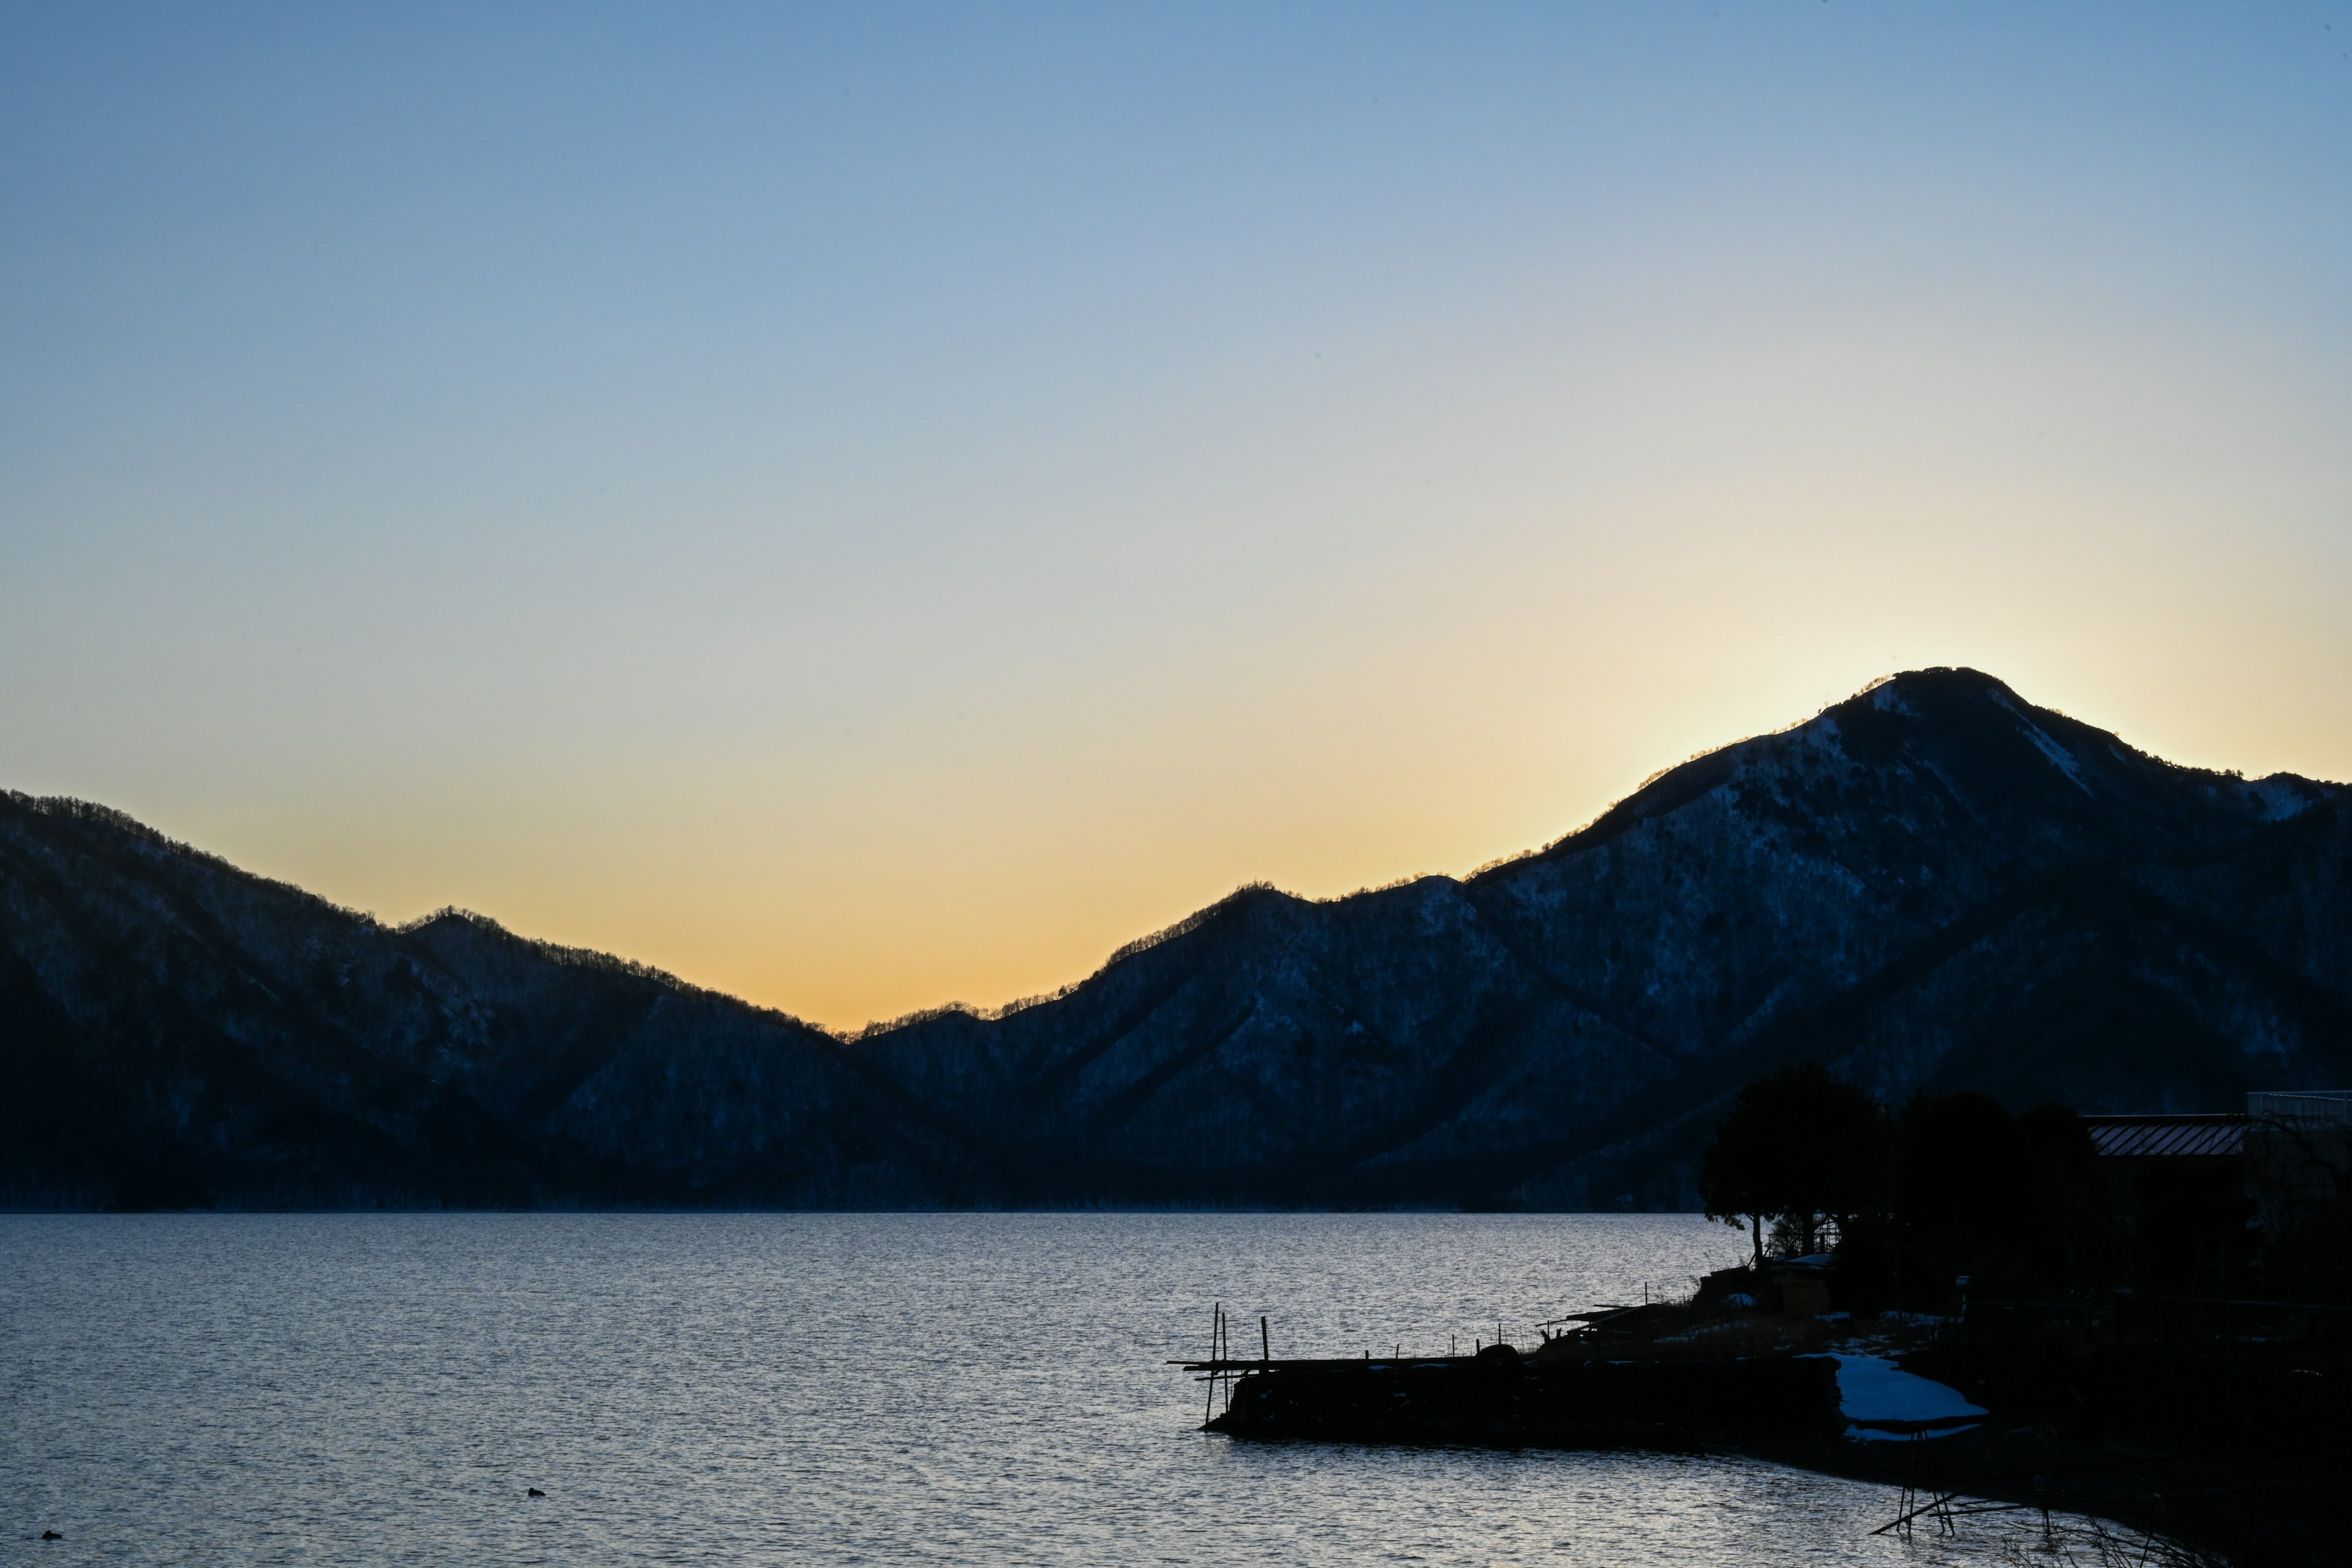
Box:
[1819,1353,1985,1442]
[1988,691,2091,794]
[2241,774,2318,823]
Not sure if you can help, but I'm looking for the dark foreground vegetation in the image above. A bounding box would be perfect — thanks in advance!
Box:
[1695,1061,2346,1308]
[7,667,2351,1211]
[1696,1065,2352,1566]
[1891,1320,2350,1568]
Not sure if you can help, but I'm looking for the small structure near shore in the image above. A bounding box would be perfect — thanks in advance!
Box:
[2084,1090,2352,1294]
[1770,1254,1833,1317]
[2246,1089,2352,1242]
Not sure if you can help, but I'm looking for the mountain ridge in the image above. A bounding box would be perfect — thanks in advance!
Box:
[6,666,2348,1210]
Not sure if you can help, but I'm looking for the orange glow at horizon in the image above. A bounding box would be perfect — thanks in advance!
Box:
[3,7,2347,1028]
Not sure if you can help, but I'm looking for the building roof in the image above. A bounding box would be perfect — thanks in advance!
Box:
[2081,1114,2245,1159]
[2248,1091,2352,1126]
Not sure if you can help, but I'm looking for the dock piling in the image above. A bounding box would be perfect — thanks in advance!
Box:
[1204,1302,1220,1430]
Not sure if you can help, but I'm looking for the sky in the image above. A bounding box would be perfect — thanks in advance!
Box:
[4,3,2350,1030]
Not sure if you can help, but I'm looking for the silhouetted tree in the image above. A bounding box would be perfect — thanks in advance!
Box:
[1899,1091,2026,1264]
[2016,1102,2110,1289]
[1895,1093,2112,1299]
[1700,1061,1890,1267]
[2247,1108,2352,1302]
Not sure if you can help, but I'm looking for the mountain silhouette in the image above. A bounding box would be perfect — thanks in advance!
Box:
[6,667,2347,1210]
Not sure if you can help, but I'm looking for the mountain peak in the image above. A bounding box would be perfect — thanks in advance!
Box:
[4,671,2347,1210]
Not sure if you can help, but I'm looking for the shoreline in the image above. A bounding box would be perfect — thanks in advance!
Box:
[1735,1426,2343,1565]
[1195,1303,2352,1567]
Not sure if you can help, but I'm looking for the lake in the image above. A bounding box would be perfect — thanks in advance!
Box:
[6,1213,2089,1564]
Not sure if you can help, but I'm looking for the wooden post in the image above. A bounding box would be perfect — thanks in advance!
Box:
[1222,1306,1231,1405]
[1204,1303,1219,1429]
[1261,1316,1269,1363]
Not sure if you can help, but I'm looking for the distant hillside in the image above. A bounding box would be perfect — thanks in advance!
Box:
[6,668,2349,1210]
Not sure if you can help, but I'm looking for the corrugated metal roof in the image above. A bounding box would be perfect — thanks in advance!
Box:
[2082,1115,2245,1159]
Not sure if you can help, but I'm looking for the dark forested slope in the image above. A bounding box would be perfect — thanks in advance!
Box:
[6,668,2348,1209]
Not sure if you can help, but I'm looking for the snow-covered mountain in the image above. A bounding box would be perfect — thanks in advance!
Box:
[7,668,2347,1209]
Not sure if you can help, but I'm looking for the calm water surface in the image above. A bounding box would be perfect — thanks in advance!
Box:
[6,1214,2078,1565]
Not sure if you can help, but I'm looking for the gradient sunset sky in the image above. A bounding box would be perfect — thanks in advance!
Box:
[5,4,2349,1028]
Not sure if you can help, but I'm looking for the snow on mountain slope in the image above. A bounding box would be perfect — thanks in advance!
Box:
[4,667,2346,1208]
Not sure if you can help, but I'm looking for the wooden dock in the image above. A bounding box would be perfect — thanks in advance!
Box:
[1175,1342,1842,1447]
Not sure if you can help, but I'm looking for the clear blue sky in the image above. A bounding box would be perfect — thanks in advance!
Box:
[5,3,2350,1025]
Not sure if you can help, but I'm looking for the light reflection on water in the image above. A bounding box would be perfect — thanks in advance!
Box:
[6,1213,2084,1564]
